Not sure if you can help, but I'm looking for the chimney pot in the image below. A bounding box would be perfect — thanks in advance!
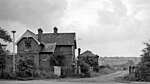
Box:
[78,48,81,56]
[38,28,43,33]
[54,27,58,34]
[38,28,43,42]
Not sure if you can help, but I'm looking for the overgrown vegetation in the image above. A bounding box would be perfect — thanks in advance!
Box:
[16,59,36,78]
[0,27,12,78]
[80,61,91,77]
[15,58,59,80]
[50,54,64,66]
[135,41,150,81]
[79,55,99,72]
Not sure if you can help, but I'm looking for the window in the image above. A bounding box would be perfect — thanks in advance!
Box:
[25,39,31,49]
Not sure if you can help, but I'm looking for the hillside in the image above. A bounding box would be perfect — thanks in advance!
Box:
[98,57,141,66]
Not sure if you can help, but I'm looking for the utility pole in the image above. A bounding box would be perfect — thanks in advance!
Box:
[12,30,16,74]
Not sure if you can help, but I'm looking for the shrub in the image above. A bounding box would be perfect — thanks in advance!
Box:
[80,61,91,77]
[134,41,150,81]
[60,67,73,78]
[93,66,99,72]
[135,62,150,81]
[71,73,85,78]
[0,70,14,79]
[38,71,58,79]
[16,59,36,78]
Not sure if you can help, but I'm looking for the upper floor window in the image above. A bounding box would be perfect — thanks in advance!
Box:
[25,39,31,49]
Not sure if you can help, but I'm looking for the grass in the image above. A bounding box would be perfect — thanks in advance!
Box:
[115,73,135,83]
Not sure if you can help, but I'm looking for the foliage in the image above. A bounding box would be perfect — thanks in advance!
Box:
[50,54,64,66]
[0,69,14,79]
[79,56,99,72]
[135,41,150,81]
[85,55,98,67]
[0,50,6,70]
[0,27,12,78]
[0,27,12,42]
[16,59,36,78]
[79,61,91,77]
[60,66,73,78]
[35,70,58,79]
[70,73,86,78]
[16,58,59,79]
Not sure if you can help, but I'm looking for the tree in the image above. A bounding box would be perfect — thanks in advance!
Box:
[0,27,12,42]
[135,41,150,81]
[0,27,12,77]
[0,27,12,54]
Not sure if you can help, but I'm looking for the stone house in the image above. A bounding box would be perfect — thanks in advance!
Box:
[15,27,77,76]
[78,50,99,65]
[78,50,99,72]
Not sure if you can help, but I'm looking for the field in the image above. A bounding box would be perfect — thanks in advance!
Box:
[98,57,141,66]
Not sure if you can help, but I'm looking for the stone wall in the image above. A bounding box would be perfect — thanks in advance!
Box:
[17,37,39,53]
[55,45,74,67]
[55,45,75,76]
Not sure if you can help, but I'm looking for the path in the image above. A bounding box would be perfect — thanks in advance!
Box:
[2,70,147,84]
[59,70,129,83]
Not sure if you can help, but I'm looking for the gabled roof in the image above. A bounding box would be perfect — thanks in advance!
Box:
[16,29,77,48]
[39,33,76,46]
[40,43,56,52]
[16,30,40,45]
[79,50,99,57]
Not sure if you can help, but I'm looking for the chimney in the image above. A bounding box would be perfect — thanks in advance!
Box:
[38,28,43,42]
[54,27,58,34]
[78,48,81,56]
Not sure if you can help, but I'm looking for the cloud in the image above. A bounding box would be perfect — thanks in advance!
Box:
[0,0,67,28]
[98,0,127,25]
[94,0,146,43]
[1,0,150,57]
[0,0,67,52]
[112,0,127,17]
[61,0,150,56]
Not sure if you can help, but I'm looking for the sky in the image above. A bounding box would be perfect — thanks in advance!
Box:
[0,0,150,57]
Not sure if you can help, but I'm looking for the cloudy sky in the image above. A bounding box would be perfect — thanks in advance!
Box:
[0,0,150,57]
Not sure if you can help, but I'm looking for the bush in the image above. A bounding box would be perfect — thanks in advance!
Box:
[93,66,99,72]
[60,66,73,78]
[135,63,150,81]
[16,70,59,80]
[79,61,92,77]
[71,73,85,78]
[16,59,36,78]
[134,41,150,81]
[38,71,58,79]
[0,70,14,79]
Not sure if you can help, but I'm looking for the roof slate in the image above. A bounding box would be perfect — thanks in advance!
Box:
[27,30,38,40]
[16,29,76,52]
[79,50,98,57]
[16,30,40,44]
[39,33,75,45]
[40,43,56,52]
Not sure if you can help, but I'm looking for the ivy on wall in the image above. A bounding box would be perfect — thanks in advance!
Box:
[16,57,36,78]
[50,54,64,66]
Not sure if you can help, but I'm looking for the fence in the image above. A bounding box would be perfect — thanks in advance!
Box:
[129,66,137,74]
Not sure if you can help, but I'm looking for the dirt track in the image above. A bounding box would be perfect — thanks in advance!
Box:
[59,70,129,83]
[0,71,130,84]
